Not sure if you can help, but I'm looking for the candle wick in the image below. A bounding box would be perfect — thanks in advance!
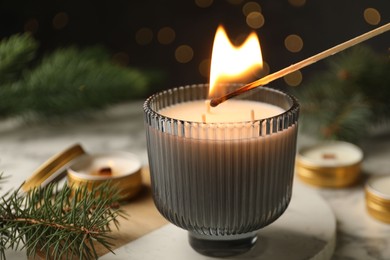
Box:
[250,109,255,121]
[322,153,336,160]
[98,167,113,176]
[202,114,206,123]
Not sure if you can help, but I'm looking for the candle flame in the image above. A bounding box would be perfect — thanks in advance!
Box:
[209,25,263,98]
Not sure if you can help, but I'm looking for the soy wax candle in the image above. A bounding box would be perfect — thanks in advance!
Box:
[296,141,363,187]
[67,151,142,200]
[144,84,299,257]
[366,176,390,223]
[160,99,283,124]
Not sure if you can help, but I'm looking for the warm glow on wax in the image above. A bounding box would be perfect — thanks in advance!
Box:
[208,25,263,98]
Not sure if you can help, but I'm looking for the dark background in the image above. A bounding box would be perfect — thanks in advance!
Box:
[1,0,389,93]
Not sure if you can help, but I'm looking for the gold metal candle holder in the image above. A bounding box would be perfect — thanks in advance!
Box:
[22,144,142,200]
[296,141,363,188]
[67,152,142,200]
[365,176,390,224]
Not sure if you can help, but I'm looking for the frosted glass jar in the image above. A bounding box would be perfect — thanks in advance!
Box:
[143,84,299,257]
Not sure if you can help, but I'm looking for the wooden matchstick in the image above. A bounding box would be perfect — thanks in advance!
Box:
[210,23,390,107]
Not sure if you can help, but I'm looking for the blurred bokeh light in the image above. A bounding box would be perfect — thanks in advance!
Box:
[1,0,388,93]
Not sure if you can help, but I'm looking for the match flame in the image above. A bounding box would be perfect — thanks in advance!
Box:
[209,25,263,98]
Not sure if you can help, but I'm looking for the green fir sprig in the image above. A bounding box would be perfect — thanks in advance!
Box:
[0,182,125,260]
[294,45,390,143]
[0,33,163,119]
[0,33,38,85]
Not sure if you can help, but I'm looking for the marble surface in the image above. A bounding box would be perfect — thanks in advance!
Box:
[101,181,336,260]
[1,101,390,259]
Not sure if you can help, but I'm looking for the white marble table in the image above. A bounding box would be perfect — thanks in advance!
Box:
[1,101,390,259]
[100,180,337,260]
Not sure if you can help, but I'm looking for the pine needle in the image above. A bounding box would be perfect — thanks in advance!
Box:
[0,182,125,260]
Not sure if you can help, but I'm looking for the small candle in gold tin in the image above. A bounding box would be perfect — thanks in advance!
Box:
[67,152,142,200]
[365,176,390,224]
[296,141,363,187]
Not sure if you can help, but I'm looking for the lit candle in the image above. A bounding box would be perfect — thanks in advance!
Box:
[144,84,299,256]
[144,25,300,257]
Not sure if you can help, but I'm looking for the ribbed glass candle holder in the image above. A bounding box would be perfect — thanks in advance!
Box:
[143,84,299,257]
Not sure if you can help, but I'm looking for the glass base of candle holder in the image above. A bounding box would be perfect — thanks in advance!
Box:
[188,231,257,257]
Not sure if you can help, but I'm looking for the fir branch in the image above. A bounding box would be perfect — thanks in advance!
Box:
[294,45,389,142]
[0,35,164,119]
[328,45,390,117]
[0,33,38,85]
[0,182,125,260]
[21,47,153,117]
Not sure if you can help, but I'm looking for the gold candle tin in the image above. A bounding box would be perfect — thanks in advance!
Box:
[22,144,142,200]
[67,151,142,200]
[365,176,390,224]
[296,141,363,188]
